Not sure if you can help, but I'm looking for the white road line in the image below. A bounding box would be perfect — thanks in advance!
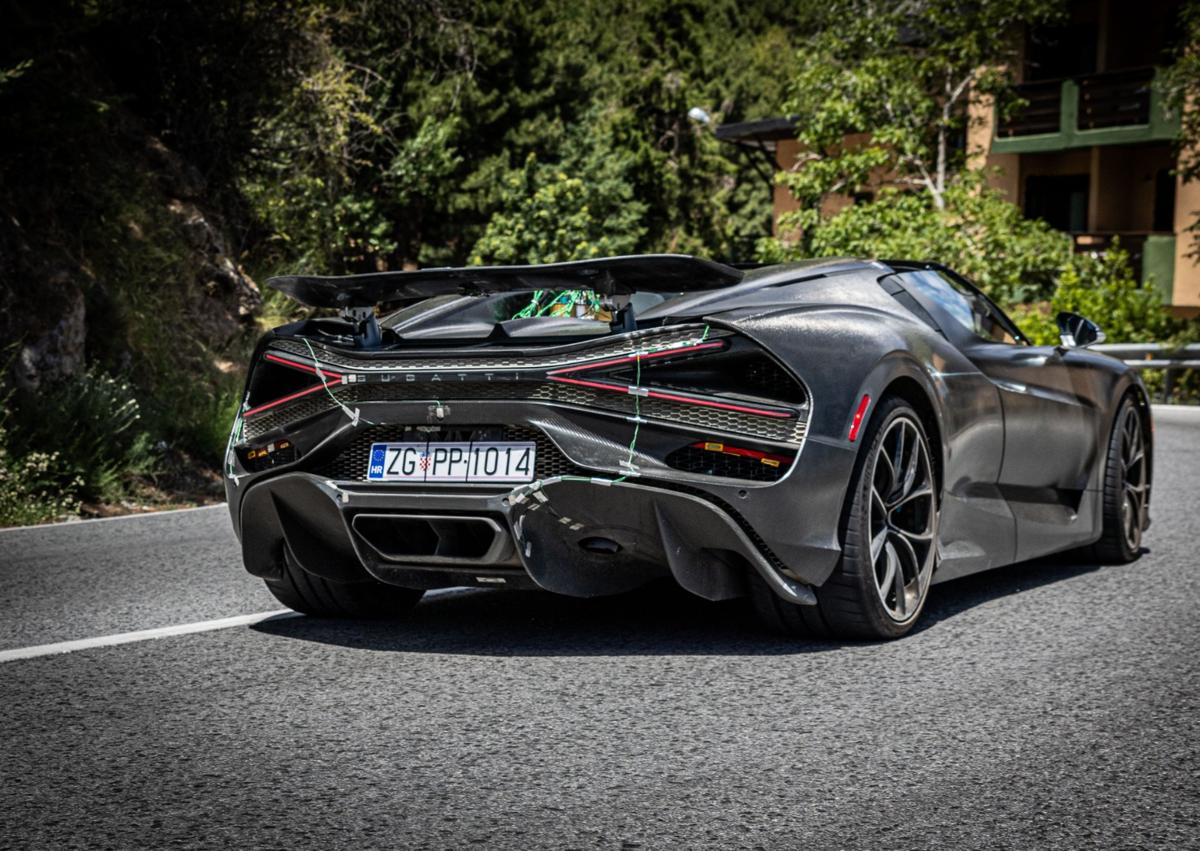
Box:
[0,610,299,662]
[0,587,479,663]
[0,502,225,534]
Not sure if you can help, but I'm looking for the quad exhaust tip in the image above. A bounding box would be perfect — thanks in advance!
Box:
[578,536,622,555]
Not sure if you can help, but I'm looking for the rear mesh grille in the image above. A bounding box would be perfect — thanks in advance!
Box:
[244,380,808,444]
[529,385,806,443]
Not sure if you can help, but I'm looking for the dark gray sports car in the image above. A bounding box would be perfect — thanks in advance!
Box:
[225,255,1152,639]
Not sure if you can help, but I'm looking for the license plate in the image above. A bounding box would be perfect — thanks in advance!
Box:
[366,441,537,483]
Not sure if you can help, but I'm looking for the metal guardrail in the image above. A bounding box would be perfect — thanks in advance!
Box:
[1094,343,1200,402]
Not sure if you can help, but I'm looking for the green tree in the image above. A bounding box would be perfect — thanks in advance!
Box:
[764,182,1071,304]
[774,0,1063,223]
[236,0,812,272]
[471,153,646,264]
[760,0,1072,305]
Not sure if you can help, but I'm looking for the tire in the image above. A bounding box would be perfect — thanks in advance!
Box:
[264,545,425,618]
[752,396,939,640]
[1086,395,1149,564]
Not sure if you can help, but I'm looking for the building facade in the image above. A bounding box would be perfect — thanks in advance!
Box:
[717,0,1198,315]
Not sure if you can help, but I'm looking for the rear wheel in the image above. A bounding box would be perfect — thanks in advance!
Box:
[1087,395,1148,564]
[752,396,939,640]
[264,546,424,618]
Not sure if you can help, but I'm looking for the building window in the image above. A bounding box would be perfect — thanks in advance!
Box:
[1025,174,1089,233]
[1025,24,1098,81]
[1153,168,1176,233]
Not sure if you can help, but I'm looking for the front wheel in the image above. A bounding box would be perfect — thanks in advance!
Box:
[265,546,425,618]
[753,397,939,640]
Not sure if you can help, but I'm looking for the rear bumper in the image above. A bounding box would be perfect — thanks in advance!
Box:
[235,471,822,604]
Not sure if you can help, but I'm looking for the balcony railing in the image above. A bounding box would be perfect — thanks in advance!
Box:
[998,79,1063,137]
[993,67,1176,153]
[1077,67,1155,130]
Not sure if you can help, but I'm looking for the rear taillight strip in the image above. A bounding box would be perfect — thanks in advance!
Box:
[243,353,346,418]
[546,340,726,376]
[548,375,794,419]
[243,382,334,418]
[263,352,344,380]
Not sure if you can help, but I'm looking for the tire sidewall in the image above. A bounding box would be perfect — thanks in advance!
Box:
[1104,397,1141,562]
[841,398,937,638]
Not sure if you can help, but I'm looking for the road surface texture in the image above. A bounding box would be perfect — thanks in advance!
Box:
[2,408,1198,849]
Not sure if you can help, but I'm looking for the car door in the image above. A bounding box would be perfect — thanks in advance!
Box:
[895,269,1103,559]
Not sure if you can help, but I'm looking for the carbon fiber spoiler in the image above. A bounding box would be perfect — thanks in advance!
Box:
[267,254,744,308]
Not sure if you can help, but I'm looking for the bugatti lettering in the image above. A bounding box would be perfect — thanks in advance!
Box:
[367,442,536,483]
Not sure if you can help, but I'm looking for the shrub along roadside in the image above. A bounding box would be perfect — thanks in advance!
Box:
[0,417,82,527]
[1009,247,1200,404]
[1007,247,1182,346]
[0,364,244,526]
[6,368,155,505]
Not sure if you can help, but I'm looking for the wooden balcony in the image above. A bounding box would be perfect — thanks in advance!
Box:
[997,80,1064,138]
[1077,67,1155,130]
[992,68,1177,154]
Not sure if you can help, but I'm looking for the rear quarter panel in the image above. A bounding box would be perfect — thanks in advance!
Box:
[718,298,1013,584]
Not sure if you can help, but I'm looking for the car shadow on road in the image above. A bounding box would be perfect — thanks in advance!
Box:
[252,554,1115,656]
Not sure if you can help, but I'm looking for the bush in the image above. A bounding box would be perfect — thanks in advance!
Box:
[762,184,1072,304]
[0,418,81,526]
[471,153,646,265]
[168,375,245,465]
[1009,247,1200,404]
[1007,247,1177,346]
[9,368,156,504]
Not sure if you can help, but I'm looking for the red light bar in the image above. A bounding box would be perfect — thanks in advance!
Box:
[243,382,332,418]
[548,375,794,418]
[549,375,628,394]
[547,340,726,376]
[263,352,344,380]
[848,394,871,442]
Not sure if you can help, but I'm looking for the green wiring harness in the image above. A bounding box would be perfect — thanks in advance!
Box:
[509,289,604,320]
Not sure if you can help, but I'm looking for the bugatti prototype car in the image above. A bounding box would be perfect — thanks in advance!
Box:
[225,255,1152,639]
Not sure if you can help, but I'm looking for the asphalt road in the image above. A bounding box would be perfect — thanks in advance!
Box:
[2,409,1198,849]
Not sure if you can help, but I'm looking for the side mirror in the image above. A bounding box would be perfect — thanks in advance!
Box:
[1055,311,1105,349]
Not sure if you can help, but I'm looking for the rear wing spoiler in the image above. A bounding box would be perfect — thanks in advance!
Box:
[267,254,744,309]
